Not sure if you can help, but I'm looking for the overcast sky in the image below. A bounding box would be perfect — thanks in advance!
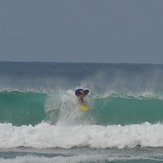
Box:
[0,0,163,63]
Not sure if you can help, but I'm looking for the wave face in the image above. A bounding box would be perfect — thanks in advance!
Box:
[1,62,163,151]
[1,90,163,126]
[93,96,163,125]
[0,91,46,125]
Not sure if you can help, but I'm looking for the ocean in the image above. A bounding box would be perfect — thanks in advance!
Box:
[0,62,163,163]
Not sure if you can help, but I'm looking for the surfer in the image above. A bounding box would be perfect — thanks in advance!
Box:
[75,88,90,104]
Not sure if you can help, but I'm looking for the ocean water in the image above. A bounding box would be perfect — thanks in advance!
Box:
[0,62,163,162]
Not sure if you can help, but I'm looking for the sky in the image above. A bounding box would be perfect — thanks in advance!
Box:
[0,0,163,63]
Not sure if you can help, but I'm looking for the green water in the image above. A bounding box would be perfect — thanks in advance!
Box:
[1,90,163,126]
[92,97,163,125]
[0,91,46,125]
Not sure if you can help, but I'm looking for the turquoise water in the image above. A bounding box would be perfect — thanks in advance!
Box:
[93,96,163,125]
[1,62,163,162]
[1,91,163,126]
[0,91,46,125]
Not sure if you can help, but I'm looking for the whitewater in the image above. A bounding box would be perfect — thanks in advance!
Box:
[1,62,163,163]
[1,122,163,149]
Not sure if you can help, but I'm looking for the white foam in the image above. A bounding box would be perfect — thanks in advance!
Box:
[0,155,151,163]
[44,89,94,125]
[94,90,163,100]
[0,150,161,163]
[1,122,163,149]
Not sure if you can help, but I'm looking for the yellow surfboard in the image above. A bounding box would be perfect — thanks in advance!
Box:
[80,104,88,111]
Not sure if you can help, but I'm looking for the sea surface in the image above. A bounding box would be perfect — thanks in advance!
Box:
[0,62,163,163]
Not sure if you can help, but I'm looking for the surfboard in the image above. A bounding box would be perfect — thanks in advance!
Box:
[80,104,88,111]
